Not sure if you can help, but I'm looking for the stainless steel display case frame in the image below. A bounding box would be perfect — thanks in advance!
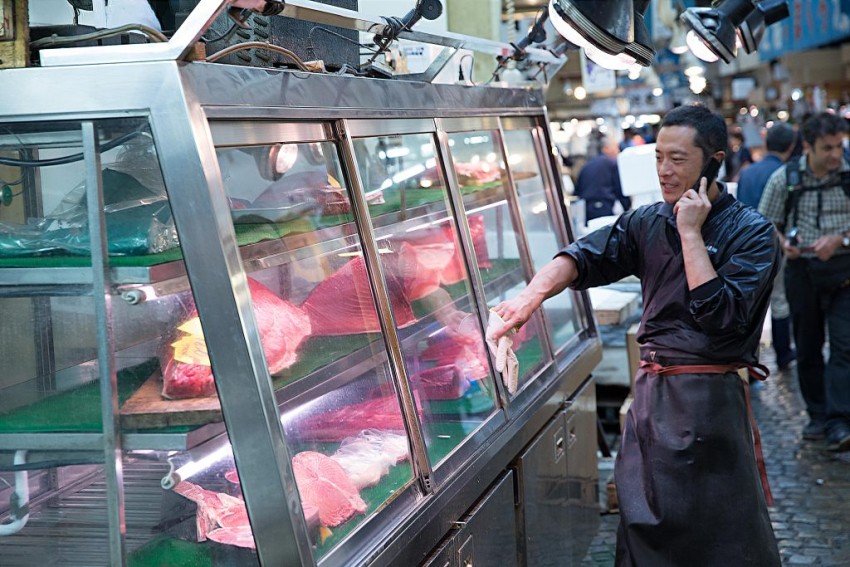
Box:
[0,58,601,566]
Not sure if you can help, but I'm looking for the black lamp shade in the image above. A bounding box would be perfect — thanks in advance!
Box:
[624,0,655,66]
[548,0,634,56]
[680,0,757,63]
[738,0,790,53]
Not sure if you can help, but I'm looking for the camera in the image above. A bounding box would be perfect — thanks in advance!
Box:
[786,227,800,247]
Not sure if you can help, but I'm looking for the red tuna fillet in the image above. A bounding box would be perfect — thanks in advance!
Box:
[412,364,471,400]
[161,278,311,399]
[394,223,465,287]
[296,395,411,442]
[393,241,446,301]
[292,451,367,527]
[466,214,492,270]
[438,214,491,284]
[302,255,416,336]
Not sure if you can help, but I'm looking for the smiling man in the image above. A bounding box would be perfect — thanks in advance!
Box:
[758,112,850,452]
[491,104,781,566]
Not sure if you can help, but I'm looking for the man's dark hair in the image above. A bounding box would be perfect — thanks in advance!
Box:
[801,112,848,146]
[765,122,797,153]
[660,103,728,164]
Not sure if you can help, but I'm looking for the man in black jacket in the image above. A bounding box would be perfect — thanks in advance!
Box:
[490,104,780,566]
[574,138,631,222]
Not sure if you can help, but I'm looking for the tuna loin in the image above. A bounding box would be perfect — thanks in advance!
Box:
[302,255,416,336]
[161,278,311,399]
[296,395,412,443]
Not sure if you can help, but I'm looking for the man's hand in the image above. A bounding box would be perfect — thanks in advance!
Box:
[782,238,802,260]
[673,176,712,236]
[490,294,540,342]
[810,233,844,261]
[674,177,717,290]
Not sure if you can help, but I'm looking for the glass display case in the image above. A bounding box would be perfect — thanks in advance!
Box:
[0,57,601,566]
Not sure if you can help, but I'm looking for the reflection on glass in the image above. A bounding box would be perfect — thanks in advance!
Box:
[136,442,261,564]
[502,129,581,350]
[217,139,417,558]
[217,141,364,240]
[446,130,546,391]
[354,132,499,469]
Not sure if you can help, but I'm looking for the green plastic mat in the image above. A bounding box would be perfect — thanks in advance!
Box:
[272,333,383,390]
[0,215,318,268]
[0,359,165,433]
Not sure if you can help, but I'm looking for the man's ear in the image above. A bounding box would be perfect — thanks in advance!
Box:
[714,150,726,163]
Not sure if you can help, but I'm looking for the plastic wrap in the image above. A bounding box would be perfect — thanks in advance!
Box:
[0,138,178,257]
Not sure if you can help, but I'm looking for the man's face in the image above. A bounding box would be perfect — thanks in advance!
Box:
[806,133,844,174]
[655,125,709,205]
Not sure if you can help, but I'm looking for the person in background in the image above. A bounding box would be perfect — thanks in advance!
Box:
[758,112,850,452]
[724,128,753,182]
[490,104,781,566]
[737,122,799,372]
[619,127,646,151]
[573,138,630,222]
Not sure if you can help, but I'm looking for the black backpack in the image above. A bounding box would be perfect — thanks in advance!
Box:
[782,156,850,230]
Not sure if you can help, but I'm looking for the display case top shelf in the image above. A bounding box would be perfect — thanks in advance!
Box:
[0,183,506,291]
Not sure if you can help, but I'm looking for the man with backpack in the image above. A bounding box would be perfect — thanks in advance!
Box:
[738,122,799,373]
[758,112,850,451]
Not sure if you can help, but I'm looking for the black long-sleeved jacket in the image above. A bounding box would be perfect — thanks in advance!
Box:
[561,185,780,365]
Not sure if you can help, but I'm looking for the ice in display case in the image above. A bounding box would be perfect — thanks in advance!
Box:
[0,57,601,566]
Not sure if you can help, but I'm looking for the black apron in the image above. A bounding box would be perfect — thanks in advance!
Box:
[614,369,780,566]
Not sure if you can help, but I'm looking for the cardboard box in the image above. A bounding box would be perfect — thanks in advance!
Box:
[588,287,638,326]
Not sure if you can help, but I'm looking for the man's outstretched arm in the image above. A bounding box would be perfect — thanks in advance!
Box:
[490,254,579,340]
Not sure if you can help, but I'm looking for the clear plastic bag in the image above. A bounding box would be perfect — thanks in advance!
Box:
[0,136,178,257]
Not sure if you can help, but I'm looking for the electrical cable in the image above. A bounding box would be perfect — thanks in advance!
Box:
[30,24,168,48]
[204,41,310,71]
[201,21,239,44]
[459,53,476,85]
[0,128,145,168]
[309,26,378,53]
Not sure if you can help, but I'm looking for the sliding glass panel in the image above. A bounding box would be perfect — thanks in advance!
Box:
[445,130,547,392]
[353,132,500,469]
[502,128,581,350]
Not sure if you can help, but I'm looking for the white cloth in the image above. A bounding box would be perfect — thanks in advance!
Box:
[485,311,519,395]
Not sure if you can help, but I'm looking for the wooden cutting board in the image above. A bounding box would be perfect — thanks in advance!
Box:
[120,372,222,430]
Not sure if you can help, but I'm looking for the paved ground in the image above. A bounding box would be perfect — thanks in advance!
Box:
[580,347,850,566]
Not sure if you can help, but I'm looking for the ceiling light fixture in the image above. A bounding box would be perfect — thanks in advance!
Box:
[737,0,790,54]
[669,22,690,54]
[623,0,655,67]
[680,0,758,64]
[548,0,635,69]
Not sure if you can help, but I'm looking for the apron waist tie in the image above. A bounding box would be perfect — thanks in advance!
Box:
[638,360,774,507]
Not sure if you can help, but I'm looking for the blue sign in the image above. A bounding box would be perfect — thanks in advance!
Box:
[757,0,850,60]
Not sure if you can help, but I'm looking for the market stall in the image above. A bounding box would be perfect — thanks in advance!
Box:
[0,3,601,566]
